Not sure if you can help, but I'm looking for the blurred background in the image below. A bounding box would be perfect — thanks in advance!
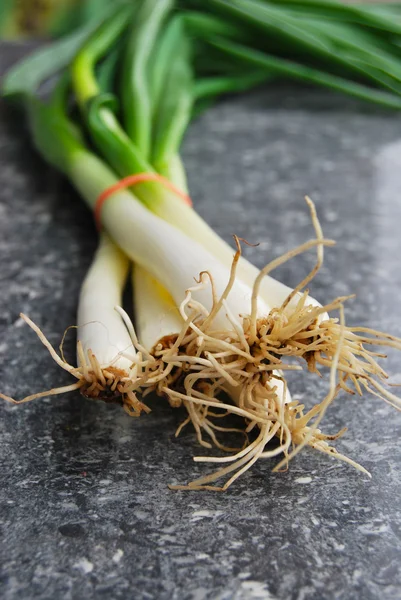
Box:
[0,0,110,39]
[1,0,398,40]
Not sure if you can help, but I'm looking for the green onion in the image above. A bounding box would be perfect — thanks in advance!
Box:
[121,0,173,157]
[3,0,401,490]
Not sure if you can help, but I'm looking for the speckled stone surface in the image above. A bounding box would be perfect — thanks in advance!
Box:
[1,46,401,600]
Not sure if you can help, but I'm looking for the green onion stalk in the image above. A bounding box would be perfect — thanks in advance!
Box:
[2,0,401,490]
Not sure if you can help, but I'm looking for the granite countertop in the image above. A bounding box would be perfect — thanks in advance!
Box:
[1,45,401,600]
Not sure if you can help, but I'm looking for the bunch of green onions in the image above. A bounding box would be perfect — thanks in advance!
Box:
[3,0,401,491]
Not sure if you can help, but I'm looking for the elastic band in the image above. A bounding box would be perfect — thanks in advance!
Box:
[94,172,192,230]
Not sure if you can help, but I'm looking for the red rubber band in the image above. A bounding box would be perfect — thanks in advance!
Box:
[94,172,193,230]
